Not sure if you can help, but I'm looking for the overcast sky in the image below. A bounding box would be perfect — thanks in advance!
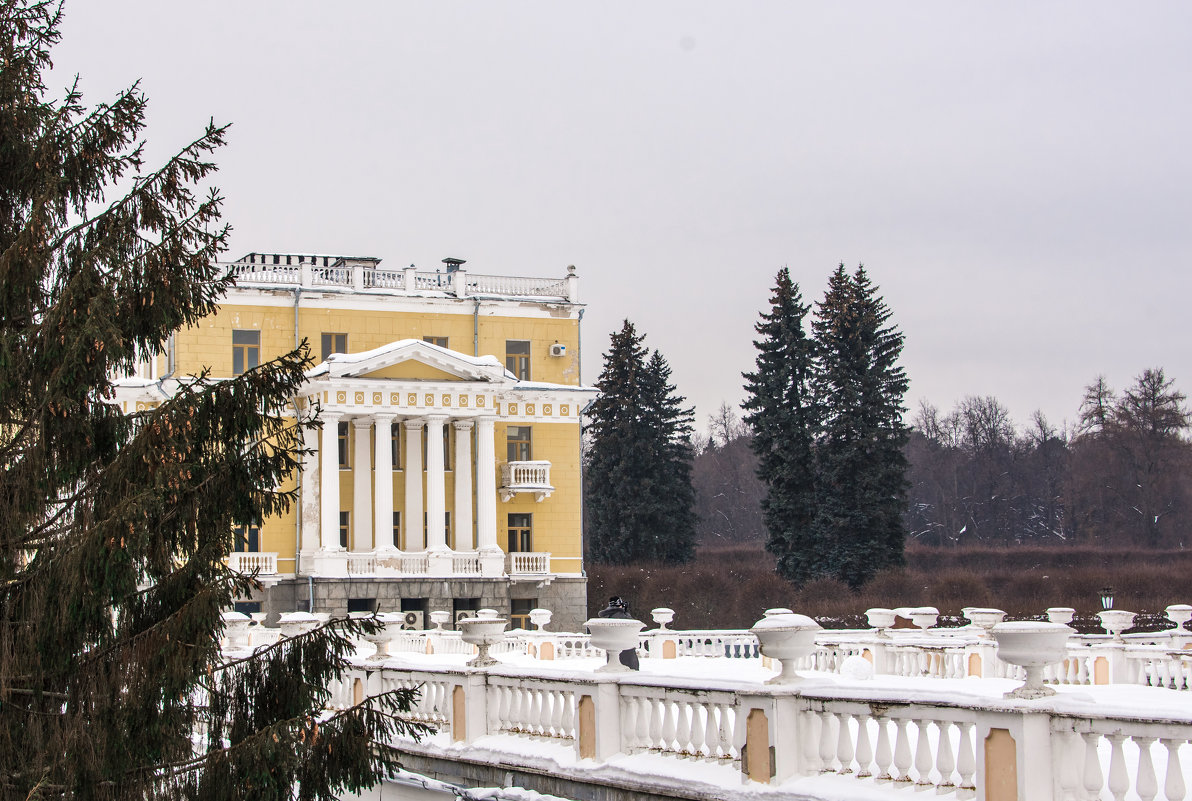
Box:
[52,2,1192,434]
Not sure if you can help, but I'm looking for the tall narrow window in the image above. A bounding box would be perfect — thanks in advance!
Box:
[391,426,401,470]
[505,340,530,380]
[507,513,532,552]
[337,422,350,468]
[392,511,401,546]
[510,598,535,630]
[321,332,348,361]
[423,336,448,348]
[507,426,532,462]
[232,330,260,375]
[234,524,260,553]
[338,511,350,549]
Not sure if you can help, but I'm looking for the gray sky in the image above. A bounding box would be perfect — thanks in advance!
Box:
[53,2,1192,434]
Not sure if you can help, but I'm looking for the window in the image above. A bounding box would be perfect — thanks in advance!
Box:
[392,511,401,545]
[234,524,260,553]
[508,513,532,552]
[347,598,375,613]
[232,330,260,375]
[339,511,350,549]
[321,332,348,361]
[506,340,530,380]
[338,422,350,468]
[423,336,448,348]
[507,426,531,462]
[510,598,535,631]
[422,426,452,470]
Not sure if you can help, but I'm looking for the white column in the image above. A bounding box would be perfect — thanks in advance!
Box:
[453,420,475,550]
[352,417,372,552]
[403,418,424,551]
[373,414,395,551]
[476,416,500,561]
[299,422,320,556]
[319,413,342,551]
[425,415,448,551]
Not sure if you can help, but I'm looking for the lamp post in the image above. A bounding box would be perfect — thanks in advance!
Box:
[1099,587,1114,610]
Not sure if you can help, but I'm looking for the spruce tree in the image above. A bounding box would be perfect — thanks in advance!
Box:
[811,264,909,588]
[585,321,696,565]
[741,269,820,583]
[0,3,427,799]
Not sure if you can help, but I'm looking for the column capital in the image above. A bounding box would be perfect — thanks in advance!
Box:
[402,417,426,431]
[373,412,397,423]
[425,413,449,424]
[320,409,343,424]
[452,419,475,432]
[476,414,497,427]
[351,415,374,429]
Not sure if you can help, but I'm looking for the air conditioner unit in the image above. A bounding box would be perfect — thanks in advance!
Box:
[454,609,476,628]
[401,610,424,630]
[549,343,566,357]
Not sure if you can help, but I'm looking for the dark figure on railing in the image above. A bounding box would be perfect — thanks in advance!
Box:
[598,596,640,670]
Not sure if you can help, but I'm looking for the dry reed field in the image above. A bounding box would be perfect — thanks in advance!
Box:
[586,543,1192,630]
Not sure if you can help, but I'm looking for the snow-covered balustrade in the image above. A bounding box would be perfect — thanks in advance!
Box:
[506,552,550,575]
[337,657,1192,801]
[227,551,278,576]
[346,553,376,575]
[499,461,553,502]
[467,274,570,299]
[669,630,760,659]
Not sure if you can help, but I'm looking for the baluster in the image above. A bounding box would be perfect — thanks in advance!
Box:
[550,690,564,737]
[637,697,652,751]
[1162,739,1185,801]
[819,712,838,772]
[1076,655,1089,685]
[1134,736,1158,801]
[1082,732,1104,800]
[703,703,719,758]
[561,692,576,741]
[1107,734,1129,801]
[1054,730,1083,801]
[512,687,528,734]
[531,689,545,736]
[732,705,749,762]
[873,715,893,780]
[715,704,733,759]
[688,703,707,758]
[621,696,640,751]
[914,719,934,786]
[661,700,678,753]
[957,722,976,793]
[649,698,665,750]
[836,713,855,774]
[893,717,913,782]
[676,702,693,756]
[854,712,873,778]
[802,710,823,773]
[935,720,956,788]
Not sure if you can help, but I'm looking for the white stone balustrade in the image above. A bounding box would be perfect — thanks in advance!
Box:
[227,551,278,576]
[499,461,554,502]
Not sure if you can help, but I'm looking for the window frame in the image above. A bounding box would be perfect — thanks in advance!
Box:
[232,329,260,375]
[337,422,350,469]
[506,426,532,462]
[423,336,448,348]
[339,511,350,549]
[505,339,531,381]
[507,513,532,552]
[321,332,348,361]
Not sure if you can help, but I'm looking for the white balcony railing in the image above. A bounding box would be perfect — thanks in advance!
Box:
[499,460,553,502]
[227,552,278,575]
[507,552,551,575]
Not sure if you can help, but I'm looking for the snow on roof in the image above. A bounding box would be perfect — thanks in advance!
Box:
[304,339,506,379]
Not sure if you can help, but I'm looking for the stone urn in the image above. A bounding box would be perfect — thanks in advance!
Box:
[477,608,500,620]
[529,608,553,631]
[584,618,645,673]
[221,611,252,649]
[362,612,403,660]
[1166,604,1192,631]
[750,613,822,685]
[278,611,320,639]
[963,608,1006,638]
[459,616,508,668]
[865,608,897,637]
[910,607,939,631]
[991,621,1073,699]
[1097,610,1137,642]
[1046,607,1075,625]
[430,610,450,631]
[651,608,675,631]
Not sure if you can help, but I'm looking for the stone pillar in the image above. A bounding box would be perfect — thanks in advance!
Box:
[453,420,475,550]
[352,417,372,551]
[299,422,320,557]
[475,416,503,577]
[373,414,396,552]
[319,413,341,551]
[403,418,424,551]
[425,416,448,551]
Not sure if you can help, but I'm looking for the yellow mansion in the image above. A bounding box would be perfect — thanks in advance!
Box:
[112,254,594,631]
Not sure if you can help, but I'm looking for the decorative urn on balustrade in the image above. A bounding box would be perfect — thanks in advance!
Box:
[584,618,645,673]
[991,621,1073,699]
[750,613,822,685]
[459,616,508,668]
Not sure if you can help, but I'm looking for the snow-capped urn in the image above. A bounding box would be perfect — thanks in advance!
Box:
[962,608,1006,638]
[221,611,252,649]
[865,608,896,637]
[991,621,1074,699]
[910,607,939,630]
[1166,604,1192,630]
[459,616,508,668]
[1097,610,1137,642]
[477,608,500,619]
[529,608,552,631]
[1046,607,1075,625]
[584,617,645,673]
[278,611,320,638]
[651,608,675,630]
[750,613,822,685]
[430,610,450,630]
[764,607,794,617]
[363,612,404,660]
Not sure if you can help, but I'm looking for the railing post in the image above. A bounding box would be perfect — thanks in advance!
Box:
[975,709,1055,801]
[453,269,468,298]
[565,265,578,303]
[352,263,365,291]
[403,266,417,292]
[592,680,623,761]
[458,672,488,745]
[300,260,312,287]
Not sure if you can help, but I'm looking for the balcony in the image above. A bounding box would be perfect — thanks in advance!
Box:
[228,551,278,576]
[499,461,554,502]
[506,552,551,576]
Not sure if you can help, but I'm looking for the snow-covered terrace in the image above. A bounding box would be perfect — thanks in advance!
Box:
[217,609,1192,801]
[221,252,579,303]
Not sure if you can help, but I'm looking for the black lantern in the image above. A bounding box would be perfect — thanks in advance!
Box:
[1099,587,1114,610]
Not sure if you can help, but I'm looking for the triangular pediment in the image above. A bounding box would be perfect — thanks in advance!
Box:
[305,339,513,383]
